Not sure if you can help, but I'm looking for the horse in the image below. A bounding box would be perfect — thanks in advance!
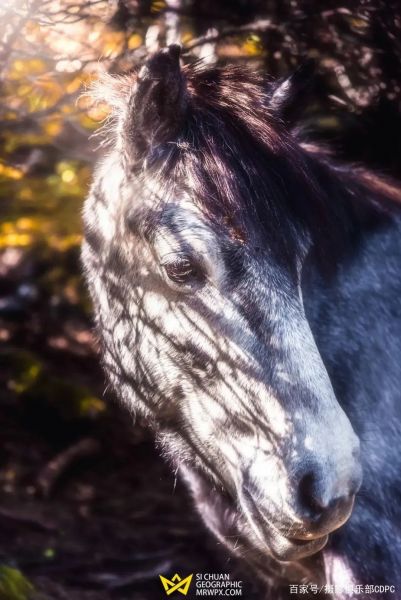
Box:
[82,45,401,599]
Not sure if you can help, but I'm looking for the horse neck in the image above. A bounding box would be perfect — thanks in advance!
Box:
[301,153,401,420]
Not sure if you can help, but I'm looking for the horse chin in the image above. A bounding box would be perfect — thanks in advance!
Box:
[238,489,329,562]
[244,509,329,561]
[256,525,329,562]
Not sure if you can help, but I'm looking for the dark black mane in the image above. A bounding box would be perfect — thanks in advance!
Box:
[160,63,399,263]
[96,59,401,264]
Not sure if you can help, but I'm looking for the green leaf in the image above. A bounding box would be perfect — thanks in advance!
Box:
[0,566,34,600]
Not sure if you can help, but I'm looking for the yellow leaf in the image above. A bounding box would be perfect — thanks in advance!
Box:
[16,218,38,231]
[151,0,166,13]
[9,58,47,79]
[61,104,75,114]
[11,60,26,73]
[0,164,23,180]
[18,187,33,201]
[128,34,142,50]
[102,31,125,57]
[66,76,83,94]
[87,103,110,122]
[61,169,76,183]
[242,34,263,56]
[0,233,33,249]
[80,396,106,416]
[78,113,102,130]
[17,84,33,97]
[28,58,47,74]
[181,31,193,45]
[48,234,82,251]
[43,119,63,137]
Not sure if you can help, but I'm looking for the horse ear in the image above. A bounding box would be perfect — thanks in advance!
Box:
[268,60,315,123]
[126,44,187,164]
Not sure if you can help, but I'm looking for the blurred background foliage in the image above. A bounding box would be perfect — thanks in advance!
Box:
[0,1,401,598]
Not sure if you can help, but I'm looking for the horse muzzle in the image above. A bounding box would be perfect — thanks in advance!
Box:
[238,460,362,561]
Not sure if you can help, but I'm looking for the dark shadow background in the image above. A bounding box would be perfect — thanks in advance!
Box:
[0,1,401,598]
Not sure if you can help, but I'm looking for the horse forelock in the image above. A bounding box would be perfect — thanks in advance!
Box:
[141,63,313,243]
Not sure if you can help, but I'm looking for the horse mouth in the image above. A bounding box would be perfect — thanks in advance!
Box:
[265,530,329,561]
[239,488,330,561]
[253,516,329,561]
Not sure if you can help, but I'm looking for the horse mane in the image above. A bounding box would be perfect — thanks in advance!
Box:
[185,62,401,204]
[300,142,401,205]
[176,64,399,261]
[348,169,401,205]
[94,60,401,257]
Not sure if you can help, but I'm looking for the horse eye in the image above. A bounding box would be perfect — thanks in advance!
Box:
[162,257,201,286]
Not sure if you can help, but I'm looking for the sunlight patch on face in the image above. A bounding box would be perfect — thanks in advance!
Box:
[96,156,125,241]
[91,267,112,314]
[275,366,292,384]
[304,435,314,450]
[219,368,290,440]
[155,201,226,285]
[140,288,172,321]
[268,333,281,349]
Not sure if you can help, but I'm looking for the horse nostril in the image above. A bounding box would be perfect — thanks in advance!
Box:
[298,472,328,516]
[297,469,359,522]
